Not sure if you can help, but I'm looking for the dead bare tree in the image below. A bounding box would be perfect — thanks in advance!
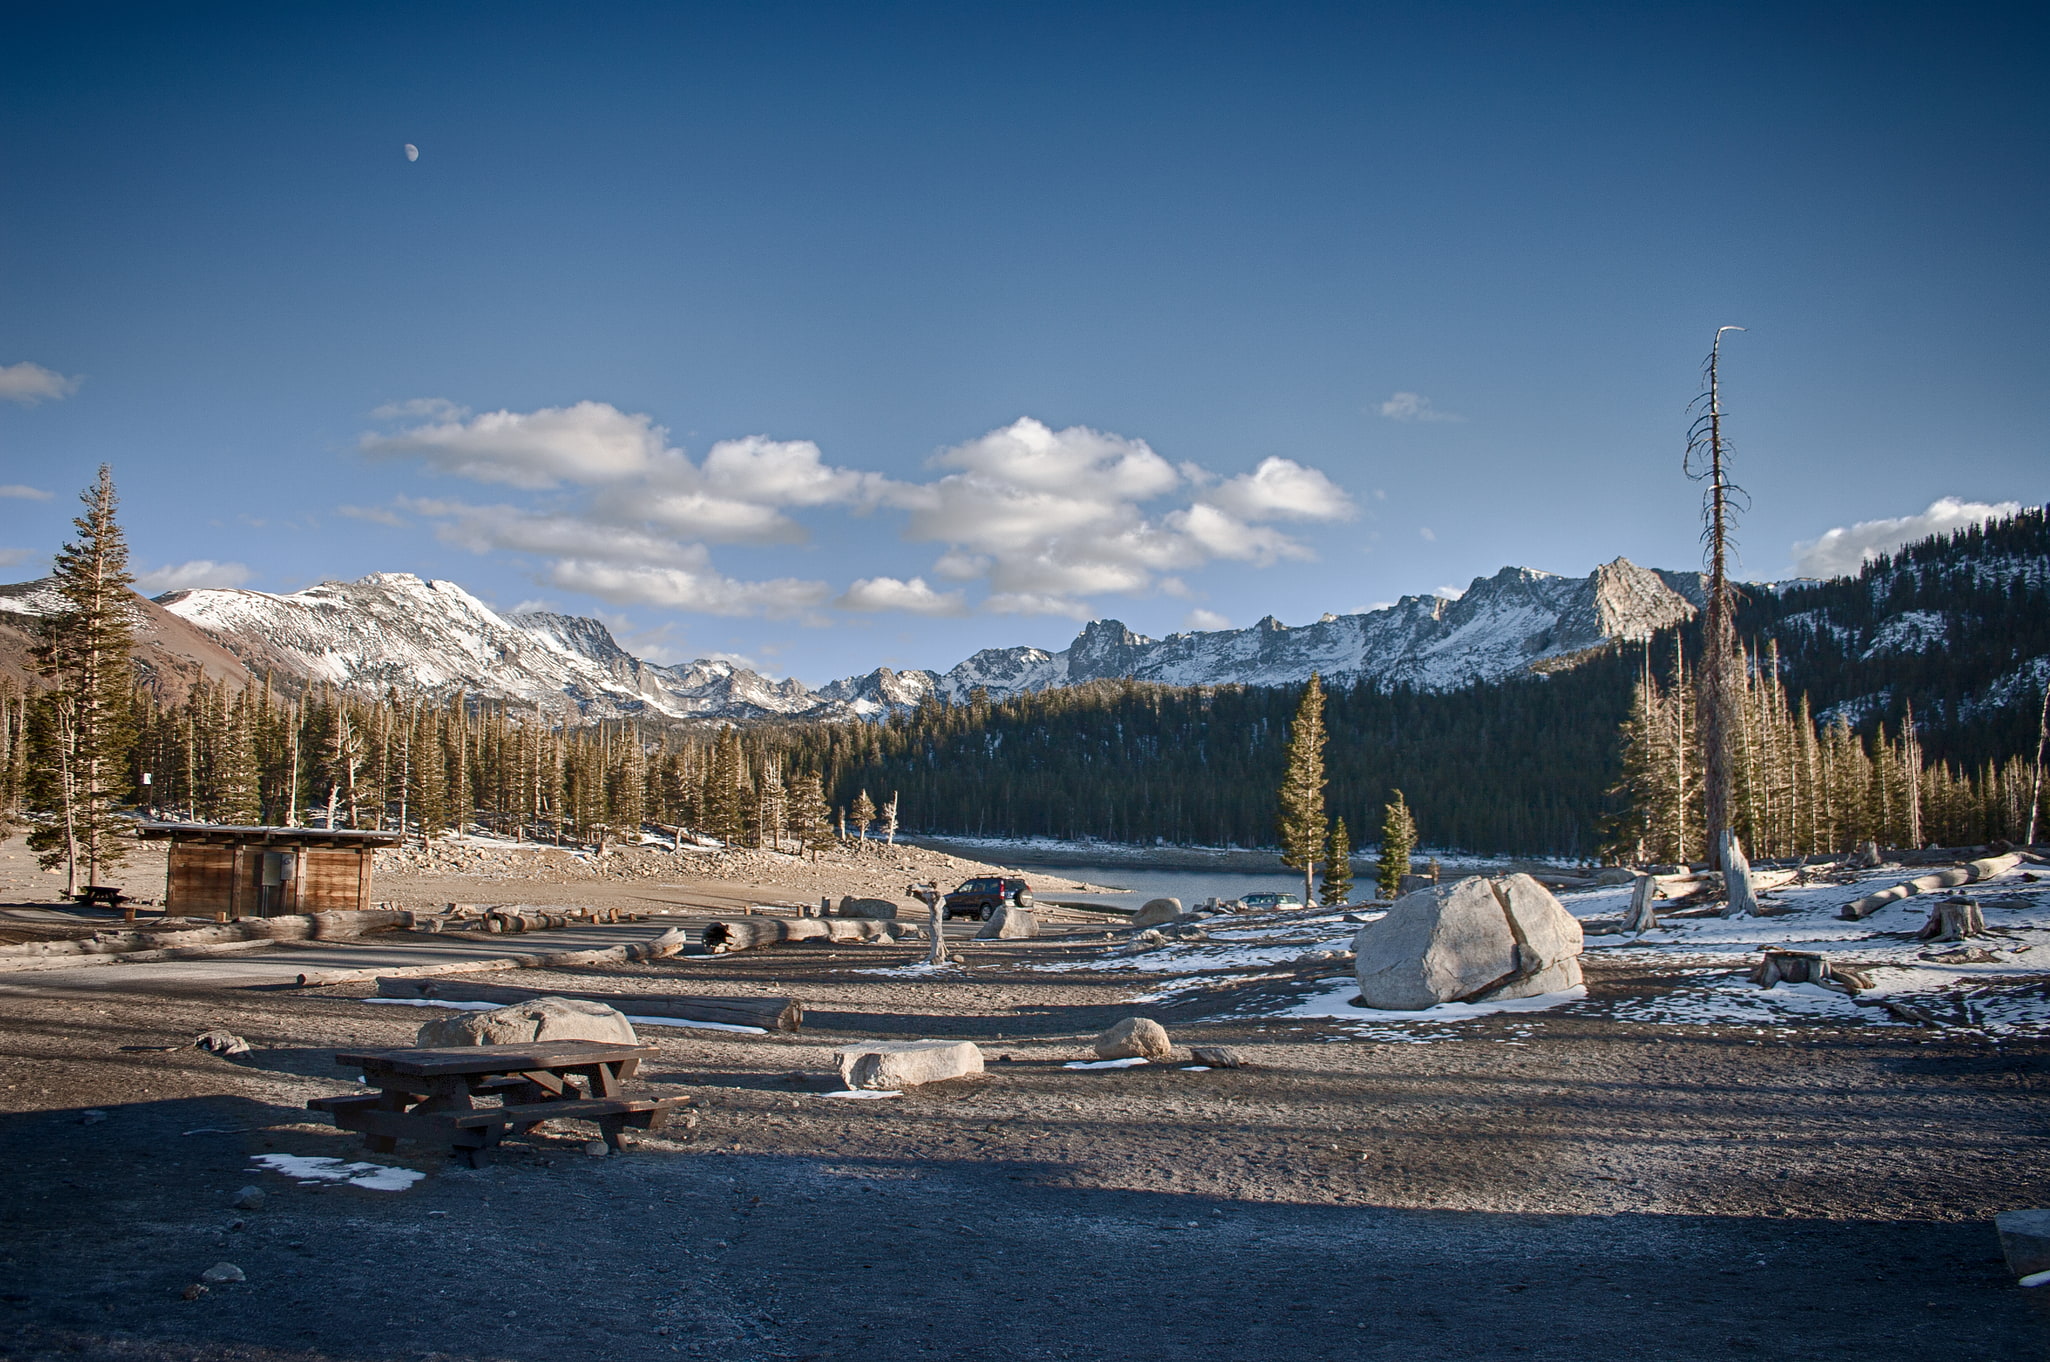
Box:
[1686,326,1747,871]
[2027,674,2049,847]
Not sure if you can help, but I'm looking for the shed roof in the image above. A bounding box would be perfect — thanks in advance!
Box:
[135,821,404,848]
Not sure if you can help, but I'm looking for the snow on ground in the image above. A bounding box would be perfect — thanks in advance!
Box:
[251,1153,423,1191]
[1025,858,2050,1037]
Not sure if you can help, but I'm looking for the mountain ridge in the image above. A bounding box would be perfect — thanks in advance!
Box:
[2,555,1708,719]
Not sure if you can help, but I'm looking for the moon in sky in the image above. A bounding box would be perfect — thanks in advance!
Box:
[403,143,419,162]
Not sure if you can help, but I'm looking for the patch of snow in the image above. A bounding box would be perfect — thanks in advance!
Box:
[816,1089,902,1099]
[1064,1057,1150,1069]
[251,1153,424,1191]
[626,1016,766,1034]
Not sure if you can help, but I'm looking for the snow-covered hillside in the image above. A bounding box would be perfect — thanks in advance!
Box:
[156,574,868,721]
[138,557,1703,720]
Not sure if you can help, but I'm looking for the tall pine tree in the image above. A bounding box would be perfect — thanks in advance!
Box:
[1377,790,1416,899]
[1275,673,1327,905]
[28,466,136,893]
[1320,817,1353,905]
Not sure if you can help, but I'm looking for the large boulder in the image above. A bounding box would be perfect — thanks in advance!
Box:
[416,996,638,1048]
[837,1040,984,1090]
[975,903,1039,939]
[1132,897,1183,927]
[838,896,904,920]
[1094,1017,1173,1060]
[1351,874,1583,1010]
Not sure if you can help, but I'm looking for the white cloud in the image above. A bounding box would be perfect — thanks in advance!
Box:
[1419,527,1436,542]
[363,403,1357,622]
[0,362,81,406]
[0,485,52,500]
[1183,608,1231,631]
[546,557,830,619]
[1792,497,2025,578]
[135,560,253,594]
[363,400,666,488]
[835,576,967,616]
[0,548,36,569]
[509,598,557,616]
[1433,584,1466,600]
[336,503,406,527]
[1201,458,1354,522]
[1378,392,1462,423]
[888,417,1348,609]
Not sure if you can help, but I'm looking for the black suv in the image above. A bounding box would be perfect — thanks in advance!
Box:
[941,876,1033,920]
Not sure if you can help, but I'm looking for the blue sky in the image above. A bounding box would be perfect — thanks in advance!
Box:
[2,2,2044,683]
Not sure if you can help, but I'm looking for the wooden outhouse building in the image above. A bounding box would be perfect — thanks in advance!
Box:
[137,823,403,919]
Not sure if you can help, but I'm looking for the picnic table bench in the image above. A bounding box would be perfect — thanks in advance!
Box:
[309,1040,686,1166]
[74,885,130,908]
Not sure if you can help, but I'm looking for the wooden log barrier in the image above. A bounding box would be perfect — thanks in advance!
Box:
[701,917,899,953]
[374,976,803,1032]
[294,927,689,986]
[1838,854,2022,921]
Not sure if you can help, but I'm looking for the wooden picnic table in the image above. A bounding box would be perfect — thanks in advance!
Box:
[309,1040,685,1166]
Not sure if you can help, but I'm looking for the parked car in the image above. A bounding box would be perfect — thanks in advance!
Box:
[942,876,1034,919]
[1239,891,1303,912]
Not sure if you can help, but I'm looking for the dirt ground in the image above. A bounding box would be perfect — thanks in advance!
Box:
[3,839,2049,1360]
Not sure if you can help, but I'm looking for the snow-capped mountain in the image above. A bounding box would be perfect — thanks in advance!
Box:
[155,574,858,721]
[932,558,1704,699]
[12,554,1701,721]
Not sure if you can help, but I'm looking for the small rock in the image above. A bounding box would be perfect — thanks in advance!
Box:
[583,1140,609,1157]
[1996,1209,2050,1278]
[975,903,1040,939]
[230,1186,265,1211]
[80,1109,108,1125]
[199,1262,245,1285]
[1132,897,1183,927]
[181,1284,208,1301]
[195,1031,251,1057]
[1188,1046,1246,1069]
[1095,1017,1172,1061]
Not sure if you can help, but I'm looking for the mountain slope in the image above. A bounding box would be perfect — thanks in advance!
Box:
[155,574,861,720]
[0,579,257,703]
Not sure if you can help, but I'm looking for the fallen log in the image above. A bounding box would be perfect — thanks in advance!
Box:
[0,909,413,962]
[0,936,291,972]
[293,927,689,986]
[1838,854,2022,921]
[701,917,899,953]
[373,976,802,1032]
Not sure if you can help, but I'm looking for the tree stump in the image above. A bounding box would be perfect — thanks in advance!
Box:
[1751,949,1871,994]
[1720,830,1759,919]
[1914,896,1987,942]
[1622,874,1661,934]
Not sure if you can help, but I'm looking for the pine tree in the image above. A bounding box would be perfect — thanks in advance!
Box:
[849,789,877,841]
[1377,790,1416,898]
[786,771,832,860]
[1275,673,1327,905]
[28,465,137,893]
[1321,817,1353,905]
